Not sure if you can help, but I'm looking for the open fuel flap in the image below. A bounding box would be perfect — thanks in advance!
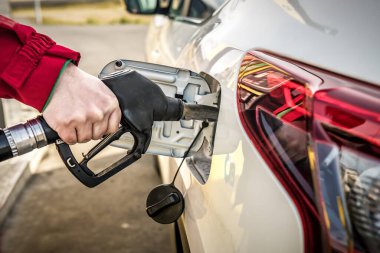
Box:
[99,60,220,184]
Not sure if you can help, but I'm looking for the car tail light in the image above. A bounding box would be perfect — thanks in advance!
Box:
[237,51,380,253]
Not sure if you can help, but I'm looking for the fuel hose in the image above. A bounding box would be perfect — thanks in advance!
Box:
[0,116,59,162]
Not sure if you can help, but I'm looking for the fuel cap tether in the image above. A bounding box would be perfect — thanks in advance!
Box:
[145,122,208,224]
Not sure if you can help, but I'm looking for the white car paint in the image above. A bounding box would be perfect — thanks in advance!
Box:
[147,0,380,252]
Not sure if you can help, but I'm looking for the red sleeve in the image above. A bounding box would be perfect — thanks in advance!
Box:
[0,15,81,111]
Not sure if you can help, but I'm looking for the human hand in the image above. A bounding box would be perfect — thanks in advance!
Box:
[43,63,122,144]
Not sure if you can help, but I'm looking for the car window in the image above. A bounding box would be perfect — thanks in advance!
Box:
[169,0,227,21]
[139,0,157,10]
[202,0,226,9]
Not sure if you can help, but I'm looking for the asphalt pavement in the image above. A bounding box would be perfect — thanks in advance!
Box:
[0,25,172,253]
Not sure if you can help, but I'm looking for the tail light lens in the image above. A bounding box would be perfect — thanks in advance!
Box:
[237,51,380,253]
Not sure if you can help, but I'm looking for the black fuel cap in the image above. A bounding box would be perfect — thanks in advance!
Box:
[146,184,184,224]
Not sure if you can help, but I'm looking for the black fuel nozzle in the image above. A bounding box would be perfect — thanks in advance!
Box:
[43,70,217,188]
[52,70,186,187]
[54,70,202,187]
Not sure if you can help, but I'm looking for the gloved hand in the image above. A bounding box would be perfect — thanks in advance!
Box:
[43,63,122,144]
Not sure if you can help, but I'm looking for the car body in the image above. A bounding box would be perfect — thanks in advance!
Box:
[125,0,380,252]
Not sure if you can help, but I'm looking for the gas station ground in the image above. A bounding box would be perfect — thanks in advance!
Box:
[0,25,172,252]
[1,153,171,253]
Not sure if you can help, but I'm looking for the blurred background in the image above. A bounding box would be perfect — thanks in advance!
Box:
[3,0,150,25]
[0,1,172,252]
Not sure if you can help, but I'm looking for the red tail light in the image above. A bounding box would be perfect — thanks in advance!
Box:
[237,51,380,253]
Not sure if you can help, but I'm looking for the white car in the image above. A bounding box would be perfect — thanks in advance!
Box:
[121,0,380,252]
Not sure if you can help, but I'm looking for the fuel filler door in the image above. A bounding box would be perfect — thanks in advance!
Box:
[98,60,220,162]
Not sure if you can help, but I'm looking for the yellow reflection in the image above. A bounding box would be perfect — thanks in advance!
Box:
[238,65,270,79]
[322,202,331,230]
[307,146,315,172]
[337,196,346,228]
[238,83,263,96]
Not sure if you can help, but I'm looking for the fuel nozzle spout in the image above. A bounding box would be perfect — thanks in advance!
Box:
[181,103,218,122]
[162,97,219,122]
[155,97,219,121]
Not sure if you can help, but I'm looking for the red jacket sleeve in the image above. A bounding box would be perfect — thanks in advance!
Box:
[0,15,81,111]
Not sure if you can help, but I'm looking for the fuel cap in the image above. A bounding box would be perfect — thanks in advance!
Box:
[146,184,184,224]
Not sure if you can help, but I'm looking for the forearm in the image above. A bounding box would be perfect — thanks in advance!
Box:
[0,15,121,144]
[0,15,80,111]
